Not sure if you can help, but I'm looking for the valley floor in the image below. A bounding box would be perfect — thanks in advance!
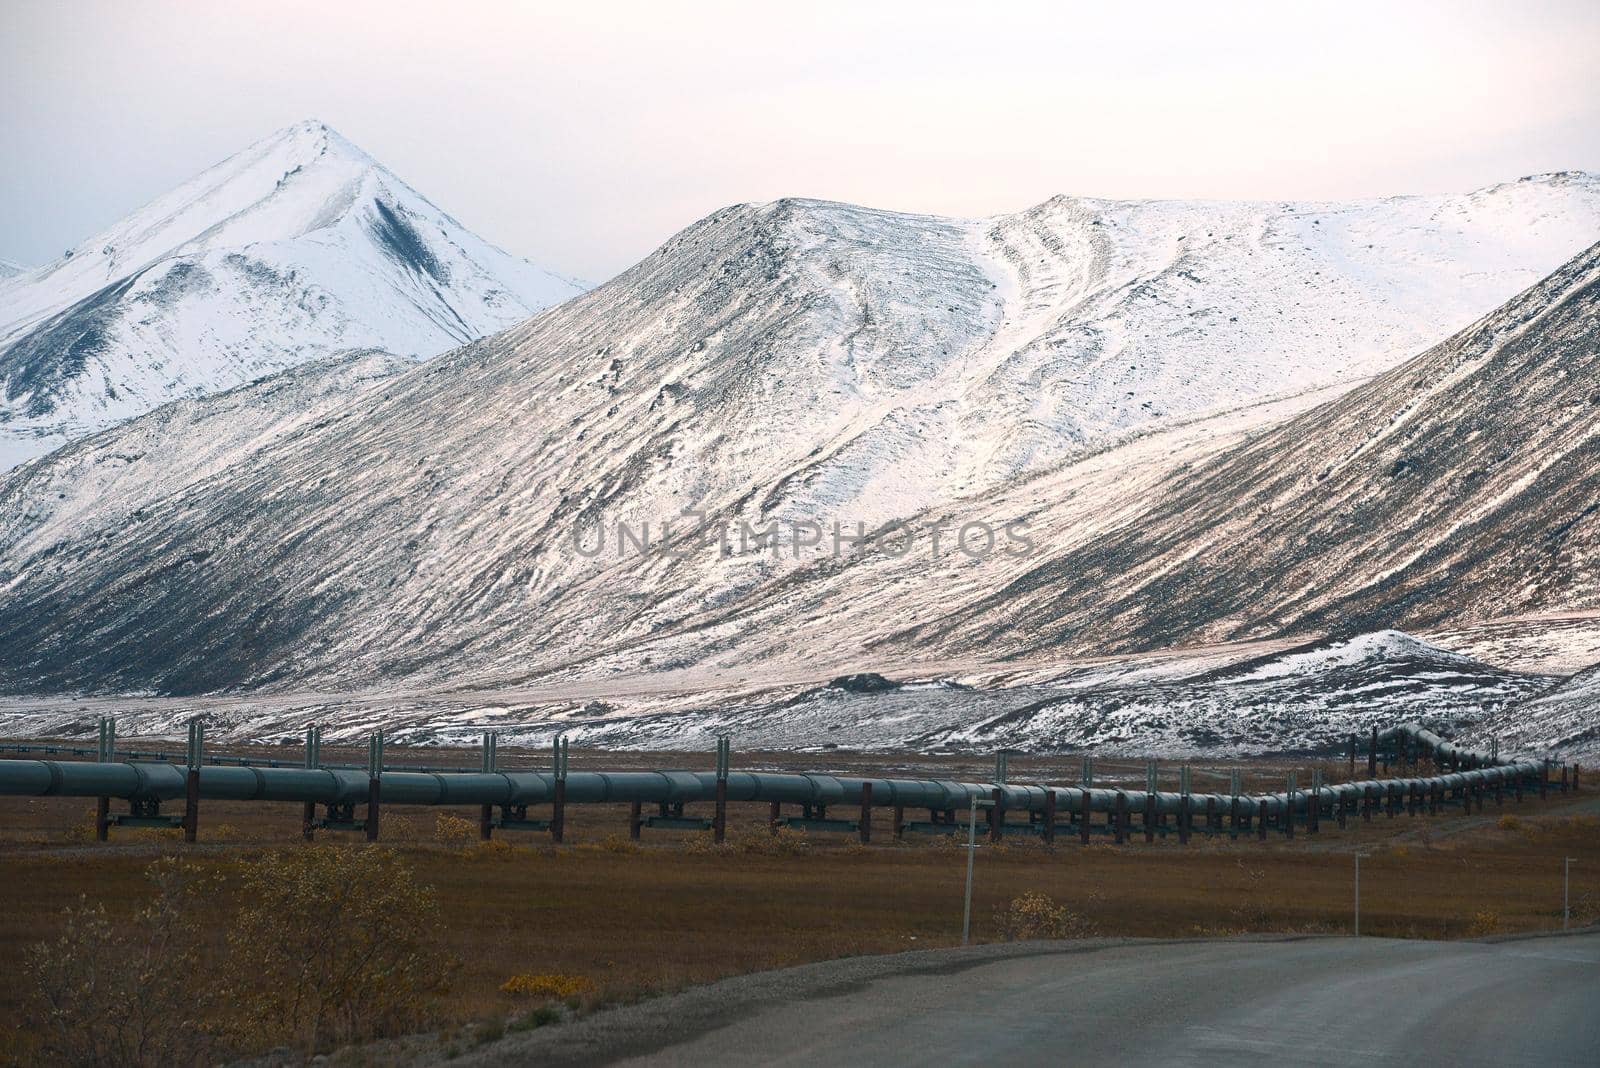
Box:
[0,746,1595,1065]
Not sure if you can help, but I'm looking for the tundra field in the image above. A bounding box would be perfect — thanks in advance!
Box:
[1,741,1594,1063]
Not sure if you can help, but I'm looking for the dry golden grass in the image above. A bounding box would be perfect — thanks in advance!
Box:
[1,745,1595,1064]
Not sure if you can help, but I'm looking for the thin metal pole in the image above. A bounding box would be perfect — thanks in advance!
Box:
[962,797,979,946]
[1565,858,1575,932]
[1354,853,1366,937]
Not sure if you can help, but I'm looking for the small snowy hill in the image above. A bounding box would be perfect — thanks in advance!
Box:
[0,121,584,469]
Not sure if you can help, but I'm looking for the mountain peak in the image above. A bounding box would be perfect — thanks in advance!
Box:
[0,121,585,469]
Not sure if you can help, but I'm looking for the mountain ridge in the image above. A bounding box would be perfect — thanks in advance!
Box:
[1,181,1598,695]
[0,120,585,469]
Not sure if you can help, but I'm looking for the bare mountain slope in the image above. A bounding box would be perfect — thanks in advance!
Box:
[1,185,1597,696]
[0,120,583,469]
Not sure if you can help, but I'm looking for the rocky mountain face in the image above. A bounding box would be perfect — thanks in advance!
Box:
[0,120,584,469]
[1,180,1598,703]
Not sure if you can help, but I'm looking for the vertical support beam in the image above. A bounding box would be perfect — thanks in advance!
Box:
[1113,792,1128,845]
[713,736,730,844]
[1362,785,1374,822]
[1561,764,1570,793]
[1308,769,1322,836]
[1229,769,1242,840]
[95,716,114,842]
[1080,789,1092,844]
[1348,734,1357,780]
[365,730,383,842]
[893,805,905,841]
[629,800,643,840]
[182,718,203,844]
[550,735,568,844]
[1257,799,1269,841]
[1368,726,1378,776]
[859,781,873,844]
[1284,771,1295,840]
[769,800,781,836]
[1205,796,1217,836]
[480,731,497,841]
[302,723,320,841]
[1538,761,1548,801]
[1144,761,1157,843]
[989,787,1004,842]
[1042,789,1057,845]
[1178,766,1191,845]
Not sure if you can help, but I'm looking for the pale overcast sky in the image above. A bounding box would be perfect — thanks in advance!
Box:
[4,0,1598,281]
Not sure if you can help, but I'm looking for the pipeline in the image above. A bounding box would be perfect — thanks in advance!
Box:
[0,721,1566,836]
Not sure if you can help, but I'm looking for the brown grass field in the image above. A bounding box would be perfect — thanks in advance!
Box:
[0,741,1595,1062]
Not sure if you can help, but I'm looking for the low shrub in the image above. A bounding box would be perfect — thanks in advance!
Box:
[994,890,1096,941]
[500,973,596,999]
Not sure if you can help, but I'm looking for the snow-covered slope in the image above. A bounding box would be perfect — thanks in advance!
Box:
[1,181,1599,696]
[532,631,1553,755]
[0,350,411,567]
[0,120,584,469]
[1462,662,1600,761]
[0,629,1555,756]
[0,260,25,280]
[894,238,1600,661]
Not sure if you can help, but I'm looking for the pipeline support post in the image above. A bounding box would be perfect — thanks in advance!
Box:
[989,787,1004,842]
[769,800,781,836]
[480,731,497,841]
[713,736,730,844]
[1080,788,1092,844]
[1369,726,1378,776]
[1284,771,1296,840]
[365,730,384,842]
[302,724,321,840]
[859,781,873,844]
[1114,793,1128,845]
[183,718,204,843]
[1144,761,1158,843]
[95,717,114,842]
[1042,788,1057,845]
[551,735,569,844]
[1177,765,1191,845]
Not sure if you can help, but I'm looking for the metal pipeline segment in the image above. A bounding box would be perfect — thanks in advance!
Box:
[0,720,1549,817]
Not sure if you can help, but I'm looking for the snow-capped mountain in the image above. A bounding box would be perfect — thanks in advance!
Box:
[0,120,585,469]
[0,259,26,280]
[1,180,1598,697]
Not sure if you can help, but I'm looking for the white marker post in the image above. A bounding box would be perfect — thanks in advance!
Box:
[962,795,996,946]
